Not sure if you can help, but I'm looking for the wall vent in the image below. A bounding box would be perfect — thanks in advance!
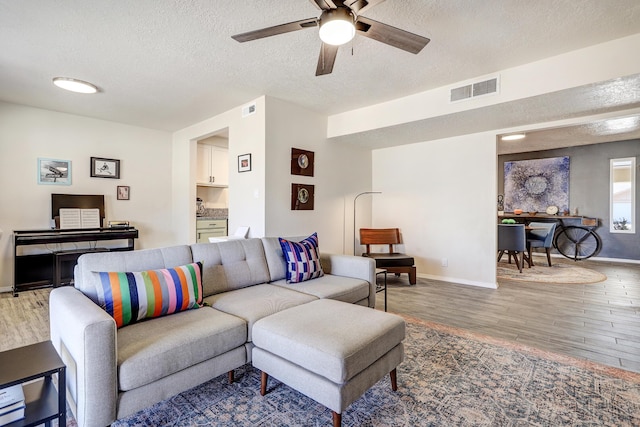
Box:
[242,103,256,118]
[450,76,499,102]
[450,85,472,102]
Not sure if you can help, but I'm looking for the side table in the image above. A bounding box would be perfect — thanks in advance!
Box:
[375,268,387,312]
[0,341,66,427]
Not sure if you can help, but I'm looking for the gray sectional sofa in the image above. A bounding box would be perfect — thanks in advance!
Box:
[49,236,376,427]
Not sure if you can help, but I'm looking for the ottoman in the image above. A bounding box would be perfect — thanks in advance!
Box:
[252,299,405,427]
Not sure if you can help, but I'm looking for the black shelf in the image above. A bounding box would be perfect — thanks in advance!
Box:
[0,341,66,427]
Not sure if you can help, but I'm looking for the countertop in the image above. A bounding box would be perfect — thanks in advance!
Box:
[196,208,228,221]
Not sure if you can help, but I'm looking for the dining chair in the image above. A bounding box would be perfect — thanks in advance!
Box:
[497,224,527,273]
[526,222,557,266]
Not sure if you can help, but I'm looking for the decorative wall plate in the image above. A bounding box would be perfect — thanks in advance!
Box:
[291,148,314,176]
[291,183,314,210]
[298,154,309,169]
[297,187,309,203]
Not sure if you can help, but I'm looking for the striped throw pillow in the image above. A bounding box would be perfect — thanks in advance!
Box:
[97,262,203,328]
[278,233,324,283]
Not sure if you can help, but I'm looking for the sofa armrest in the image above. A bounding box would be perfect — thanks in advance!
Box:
[50,287,117,427]
[320,253,376,307]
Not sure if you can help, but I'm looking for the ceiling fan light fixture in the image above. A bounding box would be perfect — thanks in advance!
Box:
[52,77,98,94]
[319,8,355,46]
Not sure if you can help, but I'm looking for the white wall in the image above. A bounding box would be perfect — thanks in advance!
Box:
[373,132,498,288]
[264,97,373,254]
[172,97,267,242]
[0,102,173,290]
[328,33,640,138]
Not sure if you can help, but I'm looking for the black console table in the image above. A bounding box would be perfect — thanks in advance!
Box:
[13,227,138,295]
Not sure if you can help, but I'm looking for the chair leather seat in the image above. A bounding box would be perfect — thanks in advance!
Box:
[363,253,415,267]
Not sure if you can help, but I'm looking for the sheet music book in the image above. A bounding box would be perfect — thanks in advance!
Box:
[59,208,101,229]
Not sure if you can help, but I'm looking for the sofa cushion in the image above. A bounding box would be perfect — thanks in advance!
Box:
[278,233,324,283]
[190,239,271,297]
[117,307,247,391]
[271,274,369,304]
[252,299,405,384]
[261,236,309,282]
[204,284,317,341]
[76,245,194,304]
[97,262,203,328]
[362,253,415,267]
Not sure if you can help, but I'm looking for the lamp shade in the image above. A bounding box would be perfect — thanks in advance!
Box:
[319,8,355,46]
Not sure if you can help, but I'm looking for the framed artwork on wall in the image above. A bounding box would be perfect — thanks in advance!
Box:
[91,157,120,179]
[117,186,130,200]
[504,156,570,213]
[291,183,315,210]
[37,158,71,185]
[238,153,251,172]
[291,148,314,177]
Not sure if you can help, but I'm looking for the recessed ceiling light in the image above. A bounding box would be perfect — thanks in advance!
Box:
[603,116,640,132]
[52,77,98,94]
[501,133,526,141]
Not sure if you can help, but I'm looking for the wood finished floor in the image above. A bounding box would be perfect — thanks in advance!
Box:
[2,257,638,375]
[379,256,640,373]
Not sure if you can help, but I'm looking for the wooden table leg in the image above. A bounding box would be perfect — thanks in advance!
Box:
[332,411,342,427]
[260,371,268,396]
[390,368,398,391]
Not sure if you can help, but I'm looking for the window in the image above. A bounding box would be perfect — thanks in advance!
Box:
[610,157,636,233]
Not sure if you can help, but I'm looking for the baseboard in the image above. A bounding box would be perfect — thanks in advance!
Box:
[0,286,13,294]
[530,252,640,264]
[417,273,498,289]
[588,256,640,264]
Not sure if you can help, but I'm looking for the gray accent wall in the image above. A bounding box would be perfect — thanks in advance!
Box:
[498,139,640,261]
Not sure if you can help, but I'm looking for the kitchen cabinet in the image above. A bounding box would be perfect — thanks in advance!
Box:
[197,144,228,187]
[196,219,227,243]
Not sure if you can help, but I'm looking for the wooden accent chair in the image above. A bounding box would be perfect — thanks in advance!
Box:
[359,228,416,285]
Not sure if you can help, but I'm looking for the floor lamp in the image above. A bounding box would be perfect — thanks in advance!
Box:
[353,191,381,255]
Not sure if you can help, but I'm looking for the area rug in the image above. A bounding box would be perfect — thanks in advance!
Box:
[497,260,607,284]
[111,316,640,426]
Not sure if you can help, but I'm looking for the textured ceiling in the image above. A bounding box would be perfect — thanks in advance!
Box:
[1,0,640,146]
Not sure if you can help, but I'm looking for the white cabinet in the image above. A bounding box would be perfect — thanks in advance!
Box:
[196,219,227,243]
[197,144,228,187]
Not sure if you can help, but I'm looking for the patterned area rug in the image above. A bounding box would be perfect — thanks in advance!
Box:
[112,317,640,426]
[497,260,607,284]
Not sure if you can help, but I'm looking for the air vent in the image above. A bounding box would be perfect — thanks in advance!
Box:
[450,85,472,102]
[242,103,257,118]
[450,76,499,102]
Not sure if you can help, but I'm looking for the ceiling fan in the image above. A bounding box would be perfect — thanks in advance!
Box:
[231,0,430,76]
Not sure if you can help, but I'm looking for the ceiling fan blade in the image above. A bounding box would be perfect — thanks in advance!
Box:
[309,0,337,10]
[232,18,318,43]
[344,0,386,15]
[316,43,339,76]
[356,16,430,54]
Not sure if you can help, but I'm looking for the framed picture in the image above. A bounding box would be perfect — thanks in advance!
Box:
[38,158,71,185]
[238,153,251,172]
[91,157,120,179]
[291,183,315,210]
[291,148,314,177]
[117,185,130,200]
